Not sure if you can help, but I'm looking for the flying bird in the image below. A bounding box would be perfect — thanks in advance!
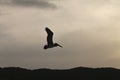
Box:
[44,27,63,49]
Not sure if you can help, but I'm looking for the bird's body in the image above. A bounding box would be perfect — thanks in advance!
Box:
[44,27,63,49]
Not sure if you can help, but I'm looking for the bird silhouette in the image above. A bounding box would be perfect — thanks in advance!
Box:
[44,27,63,49]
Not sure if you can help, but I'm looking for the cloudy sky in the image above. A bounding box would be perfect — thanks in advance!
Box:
[0,0,120,69]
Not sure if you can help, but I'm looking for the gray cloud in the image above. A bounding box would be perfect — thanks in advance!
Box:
[0,25,9,39]
[59,30,120,68]
[1,0,120,69]
[0,0,57,9]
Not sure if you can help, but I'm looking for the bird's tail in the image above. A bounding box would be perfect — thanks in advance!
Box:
[58,44,63,48]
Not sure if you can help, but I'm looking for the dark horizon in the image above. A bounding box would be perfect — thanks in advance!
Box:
[0,66,120,80]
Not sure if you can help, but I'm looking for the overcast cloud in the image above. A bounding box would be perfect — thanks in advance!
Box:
[0,0,120,69]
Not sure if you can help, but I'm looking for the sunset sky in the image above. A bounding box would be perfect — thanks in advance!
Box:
[0,0,120,69]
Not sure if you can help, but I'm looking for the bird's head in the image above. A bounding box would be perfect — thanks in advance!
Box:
[44,45,48,49]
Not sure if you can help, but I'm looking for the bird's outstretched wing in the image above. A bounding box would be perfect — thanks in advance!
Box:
[45,27,54,45]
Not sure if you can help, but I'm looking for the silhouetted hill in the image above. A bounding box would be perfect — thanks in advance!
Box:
[0,67,120,80]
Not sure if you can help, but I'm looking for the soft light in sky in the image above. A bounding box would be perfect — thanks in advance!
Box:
[0,0,120,69]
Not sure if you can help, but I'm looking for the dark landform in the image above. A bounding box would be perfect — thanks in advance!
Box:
[0,67,120,80]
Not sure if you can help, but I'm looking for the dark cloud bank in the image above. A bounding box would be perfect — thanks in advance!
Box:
[0,0,57,9]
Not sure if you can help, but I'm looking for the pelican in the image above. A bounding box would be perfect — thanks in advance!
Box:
[44,27,63,49]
